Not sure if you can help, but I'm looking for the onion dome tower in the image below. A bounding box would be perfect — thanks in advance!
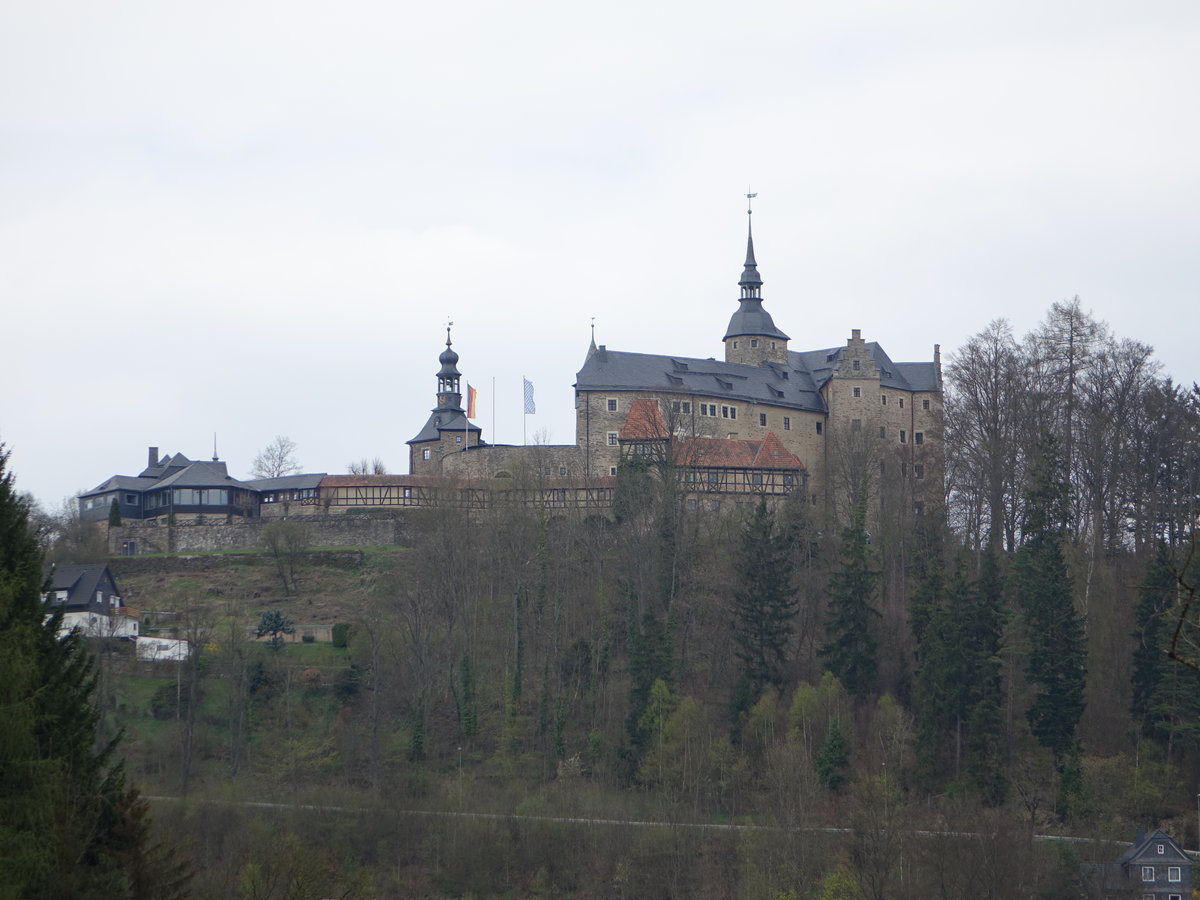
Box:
[407,326,482,475]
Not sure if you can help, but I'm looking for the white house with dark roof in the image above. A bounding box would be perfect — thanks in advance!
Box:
[43,564,139,639]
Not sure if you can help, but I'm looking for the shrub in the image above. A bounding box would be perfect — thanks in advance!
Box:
[331,623,351,648]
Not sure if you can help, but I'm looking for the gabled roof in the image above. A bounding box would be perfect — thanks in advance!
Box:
[792,342,939,393]
[43,564,119,609]
[677,432,804,470]
[619,399,669,440]
[1116,829,1190,866]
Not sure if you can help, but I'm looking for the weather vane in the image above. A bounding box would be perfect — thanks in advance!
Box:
[746,188,757,215]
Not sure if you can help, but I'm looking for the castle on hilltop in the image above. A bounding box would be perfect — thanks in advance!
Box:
[417,207,944,514]
[81,209,942,551]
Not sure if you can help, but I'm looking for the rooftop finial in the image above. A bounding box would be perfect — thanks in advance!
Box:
[446,318,454,347]
[746,188,757,216]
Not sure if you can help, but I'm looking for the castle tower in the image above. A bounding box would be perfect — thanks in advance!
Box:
[723,196,789,367]
[407,326,482,475]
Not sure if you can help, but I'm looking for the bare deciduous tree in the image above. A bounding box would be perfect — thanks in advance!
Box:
[251,435,301,479]
[347,457,388,475]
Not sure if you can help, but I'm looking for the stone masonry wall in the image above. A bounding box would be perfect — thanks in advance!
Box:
[107,513,410,556]
[442,444,586,480]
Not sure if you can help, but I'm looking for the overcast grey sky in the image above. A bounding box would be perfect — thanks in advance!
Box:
[3,0,1197,509]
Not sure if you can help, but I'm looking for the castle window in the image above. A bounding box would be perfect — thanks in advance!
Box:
[455,435,462,443]
[708,471,719,484]
[915,432,924,445]
[403,487,412,498]
[783,474,793,487]
[1143,867,1155,882]
[923,398,930,410]
[900,430,907,443]
[783,417,791,431]
[607,398,618,412]
[852,359,860,371]
[879,427,885,438]
[880,460,886,475]
[759,413,767,426]
[609,466,617,476]
[751,473,762,484]
[853,387,861,398]
[422,449,431,460]
[721,405,736,420]
[686,498,698,510]
[732,341,738,349]
[751,339,759,348]
[881,395,887,405]
[814,421,821,434]
[914,500,924,516]
[899,398,905,408]
[606,432,618,446]
[1169,866,1181,882]
[770,342,776,349]
[915,464,925,479]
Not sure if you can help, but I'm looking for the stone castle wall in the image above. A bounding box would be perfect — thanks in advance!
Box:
[442,444,585,480]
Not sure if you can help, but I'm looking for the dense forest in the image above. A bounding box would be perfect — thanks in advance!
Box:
[4,299,1200,899]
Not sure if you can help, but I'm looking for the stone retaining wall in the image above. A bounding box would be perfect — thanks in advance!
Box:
[107,513,410,556]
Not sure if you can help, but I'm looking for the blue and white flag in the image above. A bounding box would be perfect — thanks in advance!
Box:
[523,378,536,414]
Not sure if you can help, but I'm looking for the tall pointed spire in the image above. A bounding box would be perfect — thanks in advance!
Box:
[724,191,789,365]
[739,192,762,297]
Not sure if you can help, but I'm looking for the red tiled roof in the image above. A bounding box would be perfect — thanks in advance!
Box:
[619,399,669,440]
[676,432,804,470]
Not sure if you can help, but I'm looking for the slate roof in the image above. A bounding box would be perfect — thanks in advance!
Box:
[153,460,241,489]
[724,299,790,342]
[44,564,119,610]
[577,347,826,413]
[792,343,940,393]
[1116,829,1190,866]
[243,473,326,492]
[408,410,482,445]
[577,339,937,413]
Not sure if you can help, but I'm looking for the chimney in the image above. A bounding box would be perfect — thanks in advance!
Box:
[851,329,862,342]
[148,446,159,468]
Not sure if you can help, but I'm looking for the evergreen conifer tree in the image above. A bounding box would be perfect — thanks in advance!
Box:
[0,443,190,897]
[820,489,879,698]
[1013,434,1086,774]
[731,499,798,702]
[964,545,1007,804]
[1131,544,1174,733]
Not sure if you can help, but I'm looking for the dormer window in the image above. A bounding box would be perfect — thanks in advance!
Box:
[750,339,759,348]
